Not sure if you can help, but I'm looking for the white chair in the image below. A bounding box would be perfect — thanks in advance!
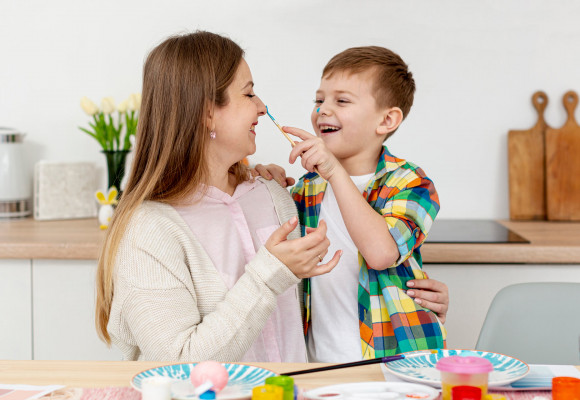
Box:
[475,282,580,365]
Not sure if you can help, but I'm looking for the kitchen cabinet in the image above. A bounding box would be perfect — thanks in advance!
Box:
[0,259,32,359]
[0,258,120,360]
[32,259,121,360]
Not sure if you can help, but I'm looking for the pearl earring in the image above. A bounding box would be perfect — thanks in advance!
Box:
[210,131,216,139]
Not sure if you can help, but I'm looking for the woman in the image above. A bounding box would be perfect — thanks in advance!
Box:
[96,31,341,362]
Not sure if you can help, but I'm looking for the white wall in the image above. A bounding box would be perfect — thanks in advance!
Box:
[2,0,580,219]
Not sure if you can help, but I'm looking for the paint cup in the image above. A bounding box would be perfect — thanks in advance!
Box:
[252,384,284,400]
[552,376,580,400]
[199,389,216,399]
[436,356,493,400]
[451,385,482,399]
[265,376,294,400]
[141,376,173,400]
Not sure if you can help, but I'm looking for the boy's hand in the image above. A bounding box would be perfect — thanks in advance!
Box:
[252,163,295,188]
[406,279,449,324]
[265,217,342,279]
[283,126,341,181]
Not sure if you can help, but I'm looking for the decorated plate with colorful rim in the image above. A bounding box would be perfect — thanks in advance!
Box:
[132,362,277,399]
[305,381,439,400]
[384,349,530,388]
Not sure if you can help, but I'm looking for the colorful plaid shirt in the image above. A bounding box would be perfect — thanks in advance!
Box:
[291,146,446,359]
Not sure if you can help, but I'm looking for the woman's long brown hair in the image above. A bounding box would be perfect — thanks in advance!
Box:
[96,31,248,343]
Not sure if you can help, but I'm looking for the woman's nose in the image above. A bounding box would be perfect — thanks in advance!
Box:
[255,96,267,116]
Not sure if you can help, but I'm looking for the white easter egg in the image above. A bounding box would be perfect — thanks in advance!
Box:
[98,205,114,226]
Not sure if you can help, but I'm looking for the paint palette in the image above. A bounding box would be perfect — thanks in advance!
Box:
[132,363,276,399]
[384,349,529,388]
[303,382,439,399]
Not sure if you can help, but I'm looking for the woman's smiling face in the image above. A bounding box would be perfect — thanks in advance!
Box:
[211,59,266,165]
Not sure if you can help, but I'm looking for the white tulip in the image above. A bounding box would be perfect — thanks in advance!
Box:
[117,100,128,113]
[135,93,142,110]
[127,93,141,112]
[101,97,116,114]
[80,97,99,116]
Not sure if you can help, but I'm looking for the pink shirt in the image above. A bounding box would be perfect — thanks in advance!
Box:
[174,179,306,362]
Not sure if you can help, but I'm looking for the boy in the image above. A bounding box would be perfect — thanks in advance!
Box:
[284,46,445,362]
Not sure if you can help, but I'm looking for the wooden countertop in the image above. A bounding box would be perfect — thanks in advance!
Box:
[423,220,580,264]
[0,217,579,264]
[0,218,105,260]
[0,361,385,390]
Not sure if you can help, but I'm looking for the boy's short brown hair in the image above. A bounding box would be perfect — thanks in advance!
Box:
[322,46,415,120]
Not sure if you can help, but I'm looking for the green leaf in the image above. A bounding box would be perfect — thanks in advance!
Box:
[79,127,97,138]
[80,127,106,149]
[107,114,120,150]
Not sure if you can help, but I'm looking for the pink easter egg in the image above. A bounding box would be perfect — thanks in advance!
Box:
[190,361,229,392]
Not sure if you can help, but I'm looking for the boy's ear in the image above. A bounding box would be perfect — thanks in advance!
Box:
[376,107,403,136]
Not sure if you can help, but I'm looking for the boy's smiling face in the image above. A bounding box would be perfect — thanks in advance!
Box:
[311,69,392,170]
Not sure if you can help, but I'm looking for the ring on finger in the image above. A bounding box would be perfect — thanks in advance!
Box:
[317,254,323,262]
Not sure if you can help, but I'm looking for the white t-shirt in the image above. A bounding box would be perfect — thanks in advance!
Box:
[307,173,374,362]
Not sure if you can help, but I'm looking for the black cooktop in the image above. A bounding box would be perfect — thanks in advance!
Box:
[425,219,530,244]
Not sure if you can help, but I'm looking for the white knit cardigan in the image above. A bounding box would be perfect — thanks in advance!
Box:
[107,178,303,361]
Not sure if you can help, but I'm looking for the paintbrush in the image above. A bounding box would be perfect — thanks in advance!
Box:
[265,106,325,181]
[266,106,296,148]
[281,355,406,376]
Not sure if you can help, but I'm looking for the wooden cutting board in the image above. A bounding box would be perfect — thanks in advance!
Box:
[545,90,580,220]
[508,91,548,220]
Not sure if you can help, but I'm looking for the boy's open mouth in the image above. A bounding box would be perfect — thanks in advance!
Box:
[319,124,341,135]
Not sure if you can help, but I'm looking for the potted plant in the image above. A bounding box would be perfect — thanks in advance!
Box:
[79,94,140,192]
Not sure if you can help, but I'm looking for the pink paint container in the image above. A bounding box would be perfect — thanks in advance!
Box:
[436,356,493,400]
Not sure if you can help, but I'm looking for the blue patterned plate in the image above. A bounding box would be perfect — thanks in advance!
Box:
[132,363,276,399]
[384,350,530,388]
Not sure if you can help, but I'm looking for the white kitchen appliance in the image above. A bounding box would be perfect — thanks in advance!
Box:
[0,127,31,218]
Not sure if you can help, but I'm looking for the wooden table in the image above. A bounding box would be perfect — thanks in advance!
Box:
[1,360,579,400]
[0,361,385,391]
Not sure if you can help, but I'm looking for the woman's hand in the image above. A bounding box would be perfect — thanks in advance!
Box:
[406,279,449,324]
[252,164,295,188]
[265,216,342,278]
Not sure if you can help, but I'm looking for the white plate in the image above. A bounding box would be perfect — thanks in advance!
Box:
[131,362,276,399]
[304,381,439,400]
[384,349,530,388]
